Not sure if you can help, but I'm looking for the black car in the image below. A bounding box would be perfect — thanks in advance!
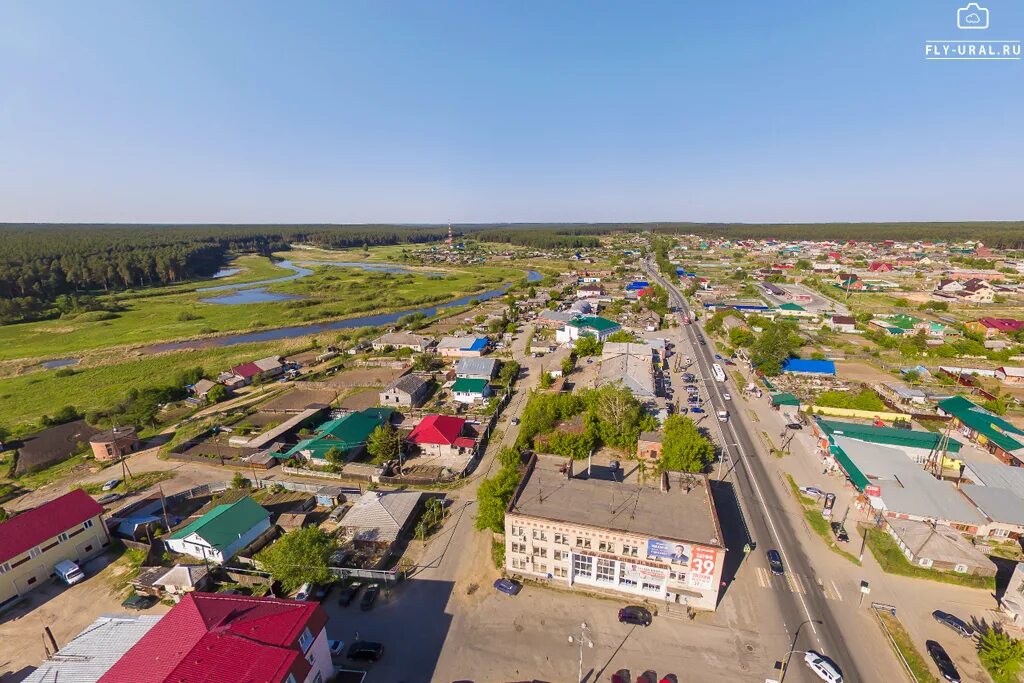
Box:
[337,582,362,606]
[767,549,785,575]
[830,522,850,543]
[932,610,974,638]
[786,422,803,430]
[926,640,961,682]
[347,640,384,662]
[698,338,706,346]
[360,584,380,611]
[617,605,653,627]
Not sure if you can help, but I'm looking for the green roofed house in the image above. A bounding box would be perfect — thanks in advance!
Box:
[165,497,271,564]
[813,418,962,467]
[281,408,395,465]
[776,303,815,319]
[452,377,491,404]
[556,316,622,343]
[938,396,1024,466]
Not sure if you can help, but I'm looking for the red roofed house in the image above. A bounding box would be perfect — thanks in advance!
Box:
[868,261,893,272]
[966,318,1024,339]
[0,488,109,609]
[406,414,477,461]
[100,592,332,683]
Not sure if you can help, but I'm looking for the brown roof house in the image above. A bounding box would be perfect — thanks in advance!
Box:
[636,431,663,464]
[89,427,139,462]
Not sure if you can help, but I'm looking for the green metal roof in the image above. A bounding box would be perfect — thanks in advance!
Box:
[771,392,801,407]
[829,443,871,491]
[281,408,391,460]
[169,497,269,550]
[778,303,806,312]
[569,316,621,333]
[938,395,1024,454]
[816,419,962,453]
[452,378,488,394]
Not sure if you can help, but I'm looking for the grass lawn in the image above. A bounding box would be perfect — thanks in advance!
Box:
[784,474,861,565]
[863,527,996,590]
[876,611,940,683]
[10,453,92,490]
[0,340,294,434]
[0,263,526,361]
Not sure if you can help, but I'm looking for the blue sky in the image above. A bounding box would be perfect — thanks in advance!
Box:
[1,1,1021,223]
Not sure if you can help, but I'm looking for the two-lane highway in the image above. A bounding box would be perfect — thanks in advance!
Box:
[644,261,865,682]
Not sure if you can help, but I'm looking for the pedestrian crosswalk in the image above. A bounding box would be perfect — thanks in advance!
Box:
[754,567,844,601]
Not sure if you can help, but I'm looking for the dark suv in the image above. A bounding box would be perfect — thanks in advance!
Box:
[926,640,961,682]
[617,605,653,627]
[932,610,973,638]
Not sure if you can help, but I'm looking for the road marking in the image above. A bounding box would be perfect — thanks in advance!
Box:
[830,580,844,602]
[787,573,803,594]
[756,567,769,588]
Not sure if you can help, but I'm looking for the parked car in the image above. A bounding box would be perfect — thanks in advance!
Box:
[55,560,85,586]
[691,407,705,414]
[347,641,384,662]
[121,593,158,610]
[294,583,313,601]
[360,584,380,611]
[337,582,362,607]
[617,605,653,627]
[767,549,785,575]
[511,417,520,425]
[830,522,849,543]
[328,639,345,657]
[786,422,803,430]
[932,611,974,638]
[101,478,122,491]
[723,392,732,400]
[800,486,826,499]
[803,650,843,682]
[926,640,961,682]
[493,578,523,596]
[96,492,121,505]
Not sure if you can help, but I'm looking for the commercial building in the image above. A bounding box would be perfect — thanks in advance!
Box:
[24,615,161,683]
[436,336,490,358]
[0,488,110,610]
[100,593,332,683]
[597,342,656,400]
[812,418,962,466]
[89,426,140,462]
[338,490,423,549]
[938,395,1024,466]
[165,497,271,564]
[504,455,726,611]
[884,518,995,576]
[555,316,622,343]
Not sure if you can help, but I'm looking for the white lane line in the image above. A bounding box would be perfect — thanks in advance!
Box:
[756,567,768,588]
[831,580,843,602]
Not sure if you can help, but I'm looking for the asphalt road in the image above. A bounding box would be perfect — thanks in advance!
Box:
[644,262,865,683]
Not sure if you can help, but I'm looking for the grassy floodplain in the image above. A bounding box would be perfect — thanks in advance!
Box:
[0,256,526,362]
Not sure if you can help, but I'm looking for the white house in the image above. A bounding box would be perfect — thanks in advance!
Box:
[165,497,271,564]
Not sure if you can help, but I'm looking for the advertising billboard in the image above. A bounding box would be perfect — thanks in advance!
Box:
[646,539,691,566]
[688,545,718,590]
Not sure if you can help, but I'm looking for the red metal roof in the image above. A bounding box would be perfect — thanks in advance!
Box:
[100,593,328,683]
[407,414,465,446]
[0,488,104,564]
[231,362,263,379]
[453,437,476,449]
[978,317,1024,332]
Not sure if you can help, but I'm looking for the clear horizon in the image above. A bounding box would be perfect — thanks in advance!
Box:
[2,1,1022,224]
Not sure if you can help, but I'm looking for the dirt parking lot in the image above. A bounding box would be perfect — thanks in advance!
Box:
[323,366,408,389]
[0,549,170,682]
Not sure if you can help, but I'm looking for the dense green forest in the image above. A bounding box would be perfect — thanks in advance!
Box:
[3,221,1023,325]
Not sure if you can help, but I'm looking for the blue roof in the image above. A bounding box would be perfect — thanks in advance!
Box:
[782,359,836,375]
[625,281,650,290]
[465,338,488,351]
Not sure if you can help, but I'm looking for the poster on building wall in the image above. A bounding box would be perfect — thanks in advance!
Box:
[646,539,691,565]
[688,545,717,590]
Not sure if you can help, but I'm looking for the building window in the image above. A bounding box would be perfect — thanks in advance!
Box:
[511,542,526,554]
[554,567,568,578]
[511,525,524,537]
[595,558,616,583]
[553,550,568,561]
[918,558,933,568]
[0,563,9,574]
[58,532,69,543]
[576,537,591,549]
[622,544,639,557]
[29,547,41,559]
[536,563,547,573]
[534,547,548,558]
[573,555,594,577]
[532,529,547,542]
[619,577,638,588]
[512,558,527,570]
[298,627,313,652]
[83,520,94,529]
[954,564,969,574]
[554,533,568,545]
[990,528,1011,539]
[641,581,661,593]
[598,541,612,553]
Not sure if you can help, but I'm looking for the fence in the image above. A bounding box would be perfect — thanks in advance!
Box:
[327,566,404,584]
[280,465,376,483]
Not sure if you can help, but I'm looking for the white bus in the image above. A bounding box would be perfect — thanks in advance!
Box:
[712,364,726,382]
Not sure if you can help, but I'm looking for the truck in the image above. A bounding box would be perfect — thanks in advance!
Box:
[55,559,85,586]
[717,410,729,423]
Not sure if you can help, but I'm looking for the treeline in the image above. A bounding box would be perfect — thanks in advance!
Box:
[474,228,602,249]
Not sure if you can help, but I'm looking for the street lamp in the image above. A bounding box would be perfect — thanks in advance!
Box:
[778,618,822,683]
[567,622,593,683]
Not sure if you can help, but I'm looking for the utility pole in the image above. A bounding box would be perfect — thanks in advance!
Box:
[567,622,593,683]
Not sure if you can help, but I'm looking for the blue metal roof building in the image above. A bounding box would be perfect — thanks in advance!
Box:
[782,359,836,375]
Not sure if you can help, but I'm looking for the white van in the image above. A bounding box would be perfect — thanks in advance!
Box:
[54,560,85,585]
[717,410,729,423]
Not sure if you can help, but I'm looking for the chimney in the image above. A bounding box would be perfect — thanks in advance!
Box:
[566,458,574,480]
[660,471,669,493]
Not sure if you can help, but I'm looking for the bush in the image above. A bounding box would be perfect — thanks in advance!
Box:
[979,628,1024,683]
